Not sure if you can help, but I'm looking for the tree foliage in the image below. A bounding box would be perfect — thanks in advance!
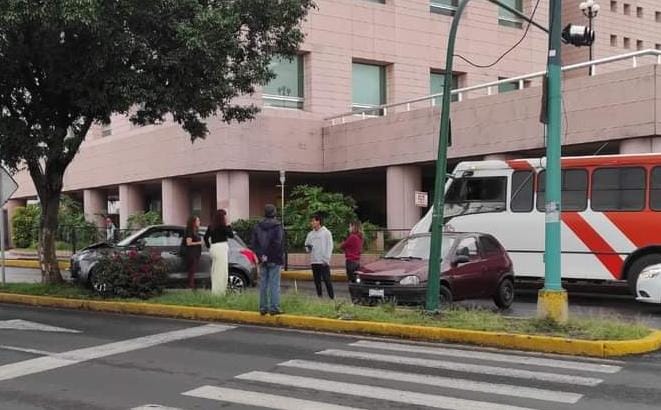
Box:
[0,0,315,282]
[126,211,163,231]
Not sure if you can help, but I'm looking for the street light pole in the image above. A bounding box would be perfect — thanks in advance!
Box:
[537,0,569,323]
[580,0,600,75]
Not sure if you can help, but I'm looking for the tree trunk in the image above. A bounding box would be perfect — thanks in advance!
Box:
[38,192,63,284]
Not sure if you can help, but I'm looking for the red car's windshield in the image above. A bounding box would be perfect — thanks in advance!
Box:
[384,235,456,260]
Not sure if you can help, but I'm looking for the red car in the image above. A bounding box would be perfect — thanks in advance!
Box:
[349,232,515,309]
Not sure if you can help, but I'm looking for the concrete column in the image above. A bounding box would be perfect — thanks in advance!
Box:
[387,165,422,234]
[83,189,107,229]
[5,198,27,248]
[484,153,516,161]
[620,138,652,154]
[119,184,145,229]
[161,178,189,226]
[216,171,250,222]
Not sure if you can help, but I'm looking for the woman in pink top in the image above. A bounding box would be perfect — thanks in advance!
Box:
[340,221,363,283]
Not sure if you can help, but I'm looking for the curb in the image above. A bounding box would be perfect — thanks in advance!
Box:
[0,259,346,282]
[0,292,658,358]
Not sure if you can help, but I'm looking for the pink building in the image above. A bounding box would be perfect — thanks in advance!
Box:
[6,0,661,235]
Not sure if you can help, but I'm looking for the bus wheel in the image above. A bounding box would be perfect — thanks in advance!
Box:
[627,254,661,295]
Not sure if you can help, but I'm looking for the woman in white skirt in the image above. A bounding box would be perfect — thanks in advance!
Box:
[204,209,234,295]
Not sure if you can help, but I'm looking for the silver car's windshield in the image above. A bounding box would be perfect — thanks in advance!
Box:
[385,235,456,260]
[116,227,151,247]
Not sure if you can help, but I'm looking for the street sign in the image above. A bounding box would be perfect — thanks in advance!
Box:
[0,166,18,285]
[0,166,17,206]
[414,191,428,208]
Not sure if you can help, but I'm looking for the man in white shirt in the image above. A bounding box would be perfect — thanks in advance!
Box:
[304,213,335,299]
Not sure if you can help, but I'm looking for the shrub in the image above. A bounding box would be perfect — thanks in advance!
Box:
[231,218,260,247]
[90,250,168,299]
[11,204,40,248]
[126,211,163,230]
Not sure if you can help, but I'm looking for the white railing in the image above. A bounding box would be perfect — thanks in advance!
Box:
[326,49,661,126]
[263,94,304,109]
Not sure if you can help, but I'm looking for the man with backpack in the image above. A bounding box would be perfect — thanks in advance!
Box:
[251,204,285,315]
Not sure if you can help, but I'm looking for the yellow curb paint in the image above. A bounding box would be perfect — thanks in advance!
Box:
[0,292,658,358]
[1,260,69,270]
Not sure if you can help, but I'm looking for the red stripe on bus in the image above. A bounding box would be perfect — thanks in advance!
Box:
[603,212,661,249]
[562,212,624,279]
[506,160,534,171]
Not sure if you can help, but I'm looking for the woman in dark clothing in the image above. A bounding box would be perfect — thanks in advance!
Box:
[340,220,363,283]
[184,216,203,289]
[204,209,234,295]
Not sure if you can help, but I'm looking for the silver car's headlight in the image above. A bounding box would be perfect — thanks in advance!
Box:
[639,269,661,280]
[399,275,420,286]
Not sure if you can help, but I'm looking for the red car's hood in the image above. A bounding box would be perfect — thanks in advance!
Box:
[358,258,430,280]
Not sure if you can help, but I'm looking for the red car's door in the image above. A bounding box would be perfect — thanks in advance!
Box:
[448,236,489,299]
[479,235,510,296]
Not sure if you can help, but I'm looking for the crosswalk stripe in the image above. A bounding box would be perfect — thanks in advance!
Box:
[131,405,184,410]
[236,371,539,410]
[182,385,366,410]
[317,349,603,386]
[350,340,622,374]
[279,359,583,404]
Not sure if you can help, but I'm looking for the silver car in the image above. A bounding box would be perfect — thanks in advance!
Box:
[70,225,258,291]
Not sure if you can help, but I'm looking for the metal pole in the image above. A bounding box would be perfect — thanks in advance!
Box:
[1,175,5,285]
[425,0,472,312]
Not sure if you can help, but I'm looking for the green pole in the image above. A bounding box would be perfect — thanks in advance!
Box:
[425,0,471,312]
[544,0,563,291]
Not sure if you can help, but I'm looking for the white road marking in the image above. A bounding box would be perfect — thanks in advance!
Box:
[131,405,185,410]
[0,345,54,356]
[317,349,603,386]
[236,371,539,410]
[183,385,367,410]
[350,340,622,374]
[280,359,583,404]
[0,324,233,382]
[0,319,81,333]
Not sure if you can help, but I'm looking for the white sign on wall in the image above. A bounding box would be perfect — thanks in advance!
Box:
[414,191,428,208]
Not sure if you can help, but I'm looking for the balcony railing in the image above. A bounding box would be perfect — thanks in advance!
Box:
[326,49,661,126]
[263,94,304,109]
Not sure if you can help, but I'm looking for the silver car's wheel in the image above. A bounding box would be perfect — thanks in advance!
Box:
[228,271,247,292]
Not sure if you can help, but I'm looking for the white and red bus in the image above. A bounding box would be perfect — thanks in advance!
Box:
[410,154,661,295]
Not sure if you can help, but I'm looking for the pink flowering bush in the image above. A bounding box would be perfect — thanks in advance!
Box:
[91,250,168,299]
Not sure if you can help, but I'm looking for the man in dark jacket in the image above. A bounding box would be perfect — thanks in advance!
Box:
[251,204,285,315]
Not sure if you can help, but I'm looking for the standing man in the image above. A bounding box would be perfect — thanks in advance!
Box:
[252,204,285,315]
[105,216,116,243]
[305,213,335,299]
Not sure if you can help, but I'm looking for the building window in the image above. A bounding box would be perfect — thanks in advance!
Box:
[591,167,646,211]
[497,77,527,93]
[352,62,386,115]
[263,55,304,109]
[498,0,523,28]
[610,1,617,12]
[101,123,112,137]
[656,11,661,22]
[637,7,643,18]
[431,0,458,15]
[430,71,459,105]
[637,40,644,50]
[623,3,631,15]
[623,37,631,48]
[656,43,661,50]
[365,0,385,3]
[610,35,618,47]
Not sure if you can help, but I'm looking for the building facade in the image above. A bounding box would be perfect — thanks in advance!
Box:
[6,0,661,236]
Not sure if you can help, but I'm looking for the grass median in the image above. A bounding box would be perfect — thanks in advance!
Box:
[0,283,651,341]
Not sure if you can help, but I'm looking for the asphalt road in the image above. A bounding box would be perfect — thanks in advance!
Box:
[0,304,660,410]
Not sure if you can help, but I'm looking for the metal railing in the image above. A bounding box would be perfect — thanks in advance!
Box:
[326,49,661,126]
[263,94,304,109]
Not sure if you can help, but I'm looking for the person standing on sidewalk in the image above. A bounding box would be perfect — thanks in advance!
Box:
[305,213,334,299]
[204,209,233,295]
[251,204,285,315]
[340,220,363,283]
[184,216,203,290]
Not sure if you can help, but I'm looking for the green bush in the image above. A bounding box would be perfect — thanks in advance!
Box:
[126,211,163,231]
[90,250,168,299]
[11,204,40,248]
[231,218,260,247]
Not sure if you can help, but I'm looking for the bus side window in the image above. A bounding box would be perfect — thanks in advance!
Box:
[536,169,588,212]
[511,171,534,212]
[592,167,646,211]
[652,167,661,211]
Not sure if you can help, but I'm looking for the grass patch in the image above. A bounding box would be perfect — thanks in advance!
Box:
[0,283,651,341]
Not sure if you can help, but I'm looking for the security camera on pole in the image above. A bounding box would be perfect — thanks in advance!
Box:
[580,0,600,75]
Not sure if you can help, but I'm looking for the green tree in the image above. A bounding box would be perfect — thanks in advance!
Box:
[0,0,314,282]
[126,211,163,231]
